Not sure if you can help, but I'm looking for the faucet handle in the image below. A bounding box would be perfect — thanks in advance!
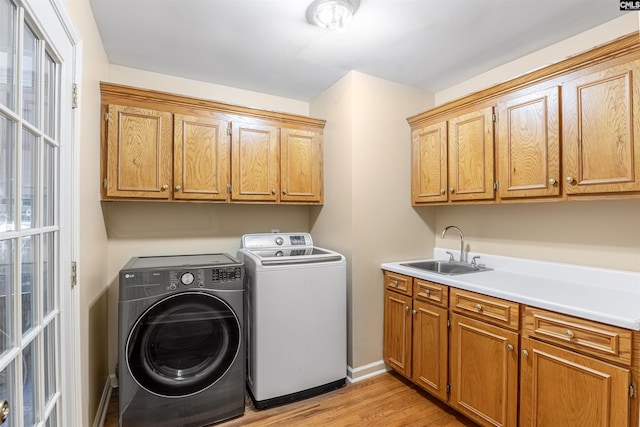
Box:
[446,251,455,262]
[471,256,481,267]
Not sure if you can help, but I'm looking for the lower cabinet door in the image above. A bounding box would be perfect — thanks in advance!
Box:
[383,290,412,378]
[412,300,448,401]
[520,337,630,427]
[450,313,519,427]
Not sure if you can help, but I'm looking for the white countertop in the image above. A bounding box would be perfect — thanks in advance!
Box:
[381,248,640,331]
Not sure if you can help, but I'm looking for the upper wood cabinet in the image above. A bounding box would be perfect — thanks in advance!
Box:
[448,107,495,201]
[496,85,561,199]
[563,58,640,195]
[100,82,325,204]
[410,107,495,204]
[174,113,230,201]
[408,32,640,205]
[104,104,173,199]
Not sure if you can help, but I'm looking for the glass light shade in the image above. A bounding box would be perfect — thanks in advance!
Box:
[312,0,354,31]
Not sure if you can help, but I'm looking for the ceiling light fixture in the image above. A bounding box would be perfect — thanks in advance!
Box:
[307,0,360,32]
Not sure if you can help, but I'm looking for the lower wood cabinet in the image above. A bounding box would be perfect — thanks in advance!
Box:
[382,269,638,427]
[520,337,630,427]
[383,289,412,378]
[411,300,448,401]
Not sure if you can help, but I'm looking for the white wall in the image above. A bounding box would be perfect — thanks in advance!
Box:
[310,72,434,372]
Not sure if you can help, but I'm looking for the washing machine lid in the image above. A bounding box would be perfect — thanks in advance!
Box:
[241,233,343,265]
[125,253,240,270]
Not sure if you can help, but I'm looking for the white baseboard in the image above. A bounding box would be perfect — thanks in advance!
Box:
[93,377,113,427]
[347,360,388,383]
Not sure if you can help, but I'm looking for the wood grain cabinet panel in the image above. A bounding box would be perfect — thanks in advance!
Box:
[173,114,230,201]
[384,271,413,297]
[414,279,448,307]
[496,86,560,199]
[105,104,173,199]
[563,58,640,195]
[411,121,448,203]
[448,107,495,202]
[450,288,519,330]
[383,290,412,378]
[520,337,630,427]
[231,122,279,202]
[412,300,448,401]
[280,128,323,203]
[450,313,519,427]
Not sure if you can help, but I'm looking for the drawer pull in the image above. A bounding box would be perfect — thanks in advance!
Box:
[475,303,483,312]
[522,350,529,357]
[566,329,575,339]
[392,280,398,287]
[424,289,431,296]
[506,344,514,351]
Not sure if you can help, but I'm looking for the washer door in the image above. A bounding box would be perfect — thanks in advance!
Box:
[126,292,241,397]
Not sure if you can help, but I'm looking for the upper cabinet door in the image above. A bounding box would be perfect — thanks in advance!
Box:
[105,104,173,199]
[411,121,448,204]
[563,58,640,195]
[280,128,323,203]
[231,121,279,202]
[448,107,495,201]
[173,114,230,201]
[497,86,561,199]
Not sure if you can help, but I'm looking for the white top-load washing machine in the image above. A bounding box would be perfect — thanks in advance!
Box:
[238,233,347,409]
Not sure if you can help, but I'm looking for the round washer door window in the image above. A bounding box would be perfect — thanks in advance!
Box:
[126,292,241,397]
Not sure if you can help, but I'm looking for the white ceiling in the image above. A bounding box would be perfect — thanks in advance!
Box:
[88,0,625,102]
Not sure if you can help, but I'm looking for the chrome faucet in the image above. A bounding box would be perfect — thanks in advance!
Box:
[441,225,465,263]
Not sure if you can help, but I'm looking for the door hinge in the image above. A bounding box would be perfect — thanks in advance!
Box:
[72,83,78,109]
[226,183,232,194]
[630,383,636,398]
[446,384,451,394]
[447,318,451,328]
[104,112,109,121]
[492,112,497,122]
[227,124,232,136]
[71,261,77,287]
[494,181,499,191]
[103,178,108,189]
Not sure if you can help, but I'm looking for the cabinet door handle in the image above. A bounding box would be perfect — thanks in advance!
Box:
[0,400,9,425]
[440,188,445,195]
[522,350,529,357]
[506,344,514,351]
[161,184,169,191]
[565,176,574,184]
[548,178,556,185]
[449,187,455,194]
[271,189,276,194]
[282,189,287,195]
[412,309,417,315]
[175,185,181,191]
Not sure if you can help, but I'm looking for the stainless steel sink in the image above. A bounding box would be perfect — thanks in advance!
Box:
[401,260,492,275]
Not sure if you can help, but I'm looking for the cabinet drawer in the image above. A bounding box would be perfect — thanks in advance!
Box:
[413,279,448,307]
[450,288,519,330]
[523,307,632,366]
[384,271,413,296]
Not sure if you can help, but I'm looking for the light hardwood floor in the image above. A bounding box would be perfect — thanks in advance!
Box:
[104,372,478,426]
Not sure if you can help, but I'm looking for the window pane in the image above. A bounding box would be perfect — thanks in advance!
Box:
[43,232,54,315]
[42,142,55,227]
[0,0,16,110]
[0,238,14,357]
[23,339,36,426]
[21,129,38,230]
[0,360,17,427]
[43,53,56,137]
[22,24,39,126]
[0,113,16,232]
[43,321,56,403]
[21,235,36,334]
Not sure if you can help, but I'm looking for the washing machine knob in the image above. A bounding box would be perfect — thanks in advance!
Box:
[275,237,284,245]
[181,272,195,285]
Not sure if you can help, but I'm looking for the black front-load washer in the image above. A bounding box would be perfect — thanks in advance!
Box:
[118,254,244,427]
